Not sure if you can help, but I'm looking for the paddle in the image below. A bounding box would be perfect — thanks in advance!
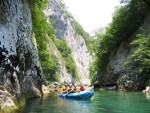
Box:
[51,83,62,99]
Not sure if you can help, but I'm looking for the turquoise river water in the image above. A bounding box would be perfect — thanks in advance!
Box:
[22,91,150,113]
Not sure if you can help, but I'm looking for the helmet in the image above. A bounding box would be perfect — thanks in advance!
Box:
[69,84,72,87]
[54,82,58,85]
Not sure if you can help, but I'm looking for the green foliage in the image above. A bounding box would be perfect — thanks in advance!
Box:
[53,38,78,78]
[65,11,72,18]
[73,20,97,53]
[73,20,90,40]
[89,29,105,83]
[28,0,59,81]
[123,31,150,84]
[146,80,150,86]
[89,61,97,84]
[28,0,48,10]
[66,55,78,78]
[93,0,149,80]
[53,38,71,57]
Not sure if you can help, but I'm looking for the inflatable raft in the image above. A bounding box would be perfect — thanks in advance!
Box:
[59,90,94,99]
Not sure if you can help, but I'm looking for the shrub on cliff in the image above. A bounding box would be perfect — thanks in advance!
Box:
[93,0,149,83]
[52,38,78,78]
[28,0,59,81]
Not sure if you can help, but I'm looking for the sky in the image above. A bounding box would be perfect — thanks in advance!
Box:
[63,0,120,34]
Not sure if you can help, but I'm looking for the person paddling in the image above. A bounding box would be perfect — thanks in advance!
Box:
[79,84,85,91]
[54,82,59,92]
[61,84,68,94]
[67,84,75,94]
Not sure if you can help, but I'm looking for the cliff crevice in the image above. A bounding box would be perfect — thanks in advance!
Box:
[0,0,45,111]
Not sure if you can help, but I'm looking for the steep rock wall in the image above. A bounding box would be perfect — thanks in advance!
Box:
[0,0,45,111]
[44,0,92,84]
[95,12,150,90]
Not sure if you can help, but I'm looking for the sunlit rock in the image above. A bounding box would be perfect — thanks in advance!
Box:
[0,0,45,111]
[44,0,92,85]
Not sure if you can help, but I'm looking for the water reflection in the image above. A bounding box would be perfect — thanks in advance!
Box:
[57,98,94,113]
[22,91,150,113]
[23,93,94,113]
[145,93,150,100]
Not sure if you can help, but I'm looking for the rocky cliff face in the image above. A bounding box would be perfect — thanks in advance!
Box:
[95,12,150,90]
[0,0,45,111]
[44,0,92,84]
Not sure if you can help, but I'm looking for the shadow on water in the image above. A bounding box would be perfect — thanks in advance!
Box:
[22,92,94,113]
[22,91,150,113]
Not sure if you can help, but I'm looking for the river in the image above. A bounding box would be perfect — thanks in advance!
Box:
[22,91,150,113]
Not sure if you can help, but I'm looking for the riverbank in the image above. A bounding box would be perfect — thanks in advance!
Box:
[0,85,50,113]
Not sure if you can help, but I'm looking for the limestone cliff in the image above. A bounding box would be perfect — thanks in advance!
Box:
[44,0,92,84]
[95,12,150,90]
[0,0,45,111]
[0,0,93,112]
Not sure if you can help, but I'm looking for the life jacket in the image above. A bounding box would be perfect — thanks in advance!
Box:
[80,85,84,91]
[61,86,67,92]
